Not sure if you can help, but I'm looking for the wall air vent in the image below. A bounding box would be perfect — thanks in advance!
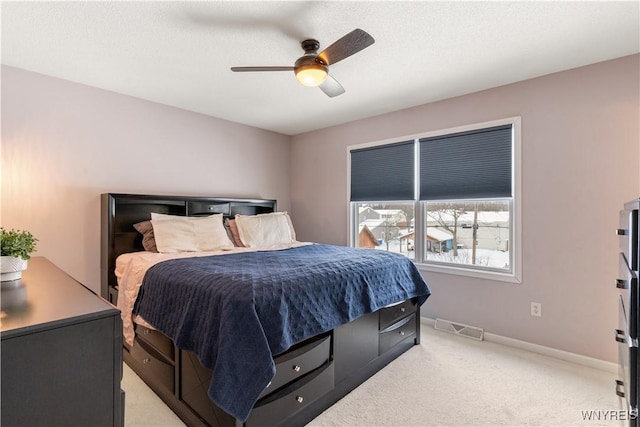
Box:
[434,318,484,341]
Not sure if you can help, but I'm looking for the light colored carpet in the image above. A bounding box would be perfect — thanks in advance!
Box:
[122,363,185,427]
[122,324,624,427]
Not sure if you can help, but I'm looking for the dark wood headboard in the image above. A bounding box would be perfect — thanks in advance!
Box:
[100,193,277,303]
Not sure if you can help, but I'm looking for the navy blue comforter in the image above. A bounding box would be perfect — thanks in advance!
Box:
[133,244,430,421]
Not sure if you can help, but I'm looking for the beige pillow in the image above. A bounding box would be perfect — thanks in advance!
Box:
[234,212,297,248]
[150,213,234,253]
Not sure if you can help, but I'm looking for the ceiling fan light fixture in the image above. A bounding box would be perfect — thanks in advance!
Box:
[295,65,328,87]
[294,53,328,87]
[231,29,375,96]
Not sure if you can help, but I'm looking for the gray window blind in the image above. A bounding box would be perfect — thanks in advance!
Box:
[350,141,414,201]
[419,124,512,200]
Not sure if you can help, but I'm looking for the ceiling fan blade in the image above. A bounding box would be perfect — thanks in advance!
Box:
[319,75,345,98]
[231,66,294,72]
[317,29,374,66]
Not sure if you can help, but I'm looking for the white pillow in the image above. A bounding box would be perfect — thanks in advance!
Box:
[150,213,234,253]
[234,212,297,248]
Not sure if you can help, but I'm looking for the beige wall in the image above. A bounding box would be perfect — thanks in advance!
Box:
[290,54,640,362]
[1,66,291,294]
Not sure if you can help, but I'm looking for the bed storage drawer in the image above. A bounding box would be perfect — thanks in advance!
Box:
[179,350,236,427]
[260,334,331,398]
[379,314,416,355]
[130,340,174,392]
[379,299,418,331]
[246,362,334,427]
[135,325,174,363]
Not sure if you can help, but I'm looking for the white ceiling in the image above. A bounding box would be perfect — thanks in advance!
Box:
[2,1,638,135]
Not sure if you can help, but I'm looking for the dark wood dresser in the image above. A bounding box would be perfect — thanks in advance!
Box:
[1,257,124,427]
[617,199,640,425]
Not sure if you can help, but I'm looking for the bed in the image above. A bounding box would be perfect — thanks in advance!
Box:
[101,193,431,427]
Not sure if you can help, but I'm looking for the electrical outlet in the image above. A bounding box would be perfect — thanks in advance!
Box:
[531,302,542,317]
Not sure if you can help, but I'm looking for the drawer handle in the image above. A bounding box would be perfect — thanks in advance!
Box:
[399,330,405,336]
[293,365,301,372]
[615,329,626,344]
[296,396,304,404]
[617,229,628,236]
[616,379,625,397]
[143,358,151,364]
[400,307,406,313]
[616,279,628,289]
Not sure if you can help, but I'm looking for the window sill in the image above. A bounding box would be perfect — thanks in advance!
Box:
[415,261,521,284]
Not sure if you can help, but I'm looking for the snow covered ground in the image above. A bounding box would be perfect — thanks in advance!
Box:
[425,248,510,269]
[374,241,509,269]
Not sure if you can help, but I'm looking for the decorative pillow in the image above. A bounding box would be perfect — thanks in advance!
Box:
[234,212,297,248]
[222,220,236,246]
[133,220,158,253]
[150,213,234,253]
[225,219,246,247]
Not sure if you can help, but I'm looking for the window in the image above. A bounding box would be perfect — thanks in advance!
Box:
[352,202,415,260]
[350,141,416,260]
[349,118,521,282]
[424,200,511,271]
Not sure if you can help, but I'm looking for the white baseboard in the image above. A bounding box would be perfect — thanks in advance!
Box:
[420,317,617,374]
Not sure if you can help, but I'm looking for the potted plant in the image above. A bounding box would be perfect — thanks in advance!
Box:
[0,228,38,282]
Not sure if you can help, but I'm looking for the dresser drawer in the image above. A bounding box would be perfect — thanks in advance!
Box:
[130,340,174,392]
[379,315,416,355]
[247,362,334,427]
[379,299,418,331]
[135,325,174,363]
[618,252,638,339]
[617,294,638,412]
[260,334,331,398]
[617,332,638,415]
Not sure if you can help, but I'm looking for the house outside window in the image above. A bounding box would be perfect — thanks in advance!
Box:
[354,202,415,259]
[424,200,511,271]
[349,118,521,282]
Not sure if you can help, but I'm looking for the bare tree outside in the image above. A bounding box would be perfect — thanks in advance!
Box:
[425,200,510,269]
[425,202,474,257]
[354,200,510,271]
[354,202,415,259]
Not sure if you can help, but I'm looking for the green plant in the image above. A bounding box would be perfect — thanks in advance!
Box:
[0,228,38,260]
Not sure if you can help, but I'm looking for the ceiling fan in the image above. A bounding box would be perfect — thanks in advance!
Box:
[230,29,375,98]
